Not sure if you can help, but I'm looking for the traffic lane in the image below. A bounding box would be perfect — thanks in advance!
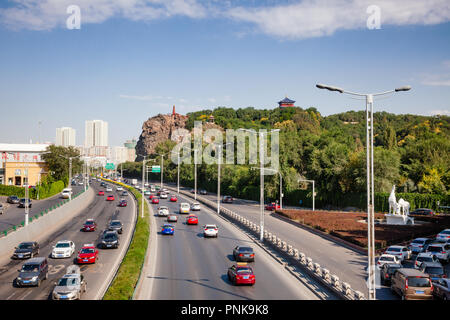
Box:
[149,195,321,300]
[0,185,83,231]
[0,182,134,300]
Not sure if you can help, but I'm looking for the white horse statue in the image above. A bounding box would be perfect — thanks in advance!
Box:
[396,198,410,216]
[388,185,397,214]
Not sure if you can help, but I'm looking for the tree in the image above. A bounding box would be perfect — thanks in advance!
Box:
[41,145,83,183]
[418,168,447,194]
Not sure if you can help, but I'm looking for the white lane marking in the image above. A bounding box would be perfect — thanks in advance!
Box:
[6,292,16,300]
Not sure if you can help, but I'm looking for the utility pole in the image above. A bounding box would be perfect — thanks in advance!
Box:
[194,148,198,200]
[24,163,29,226]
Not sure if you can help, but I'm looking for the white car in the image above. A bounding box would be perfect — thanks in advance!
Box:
[384,245,411,261]
[52,240,75,258]
[144,182,149,187]
[180,203,190,214]
[117,186,123,191]
[203,225,218,238]
[144,190,151,196]
[413,252,440,269]
[158,206,169,217]
[61,188,72,199]
[377,254,401,269]
[106,186,112,192]
[426,243,450,263]
[436,229,450,242]
[160,193,168,199]
[191,203,201,211]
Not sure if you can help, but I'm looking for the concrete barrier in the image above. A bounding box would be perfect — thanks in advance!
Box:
[0,187,94,266]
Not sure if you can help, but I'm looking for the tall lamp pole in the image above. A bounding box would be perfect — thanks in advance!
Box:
[212,142,232,215]
[316,83,411,301]
[194,148,198,200]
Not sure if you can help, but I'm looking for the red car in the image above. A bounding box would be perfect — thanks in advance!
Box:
[98,191,105,196]
[227,263,255,285]
[152,197,160,204]
[76,244,98,264]
[170,195,178,202]
[118,199,127,207]
[149,194,155,200]
[83,219,97,232]
[265,202,280,211]
[106,195,115,201]
[186,214,198,225]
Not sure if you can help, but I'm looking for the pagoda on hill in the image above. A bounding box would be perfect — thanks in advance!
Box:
[278,96,295,108]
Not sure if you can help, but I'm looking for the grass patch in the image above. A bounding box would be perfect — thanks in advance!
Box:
[101,179,150,300]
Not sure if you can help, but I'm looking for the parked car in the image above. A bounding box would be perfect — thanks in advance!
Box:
[410,208,435,216]
[265,202,280,211]
[409,238,434,254]
[52,266,87,300]
[222,196,233,203]
[16,257,49,287]
[436,229,450,243]
[0,203,3,215]
[414,252,441,269]
[426,243,450,263]
[101,231,119,249]
[384,245,411,261]
[7,195,20,204]
[419,262,446,282]
[433,278,450,300]
[233,246,255,262]
[108,220,123,234]
[12,241,39,259]
[377,254,401,270]
[18,198,32,208]
[390,268,433,300]
[380,263,402,286]
[203,224,218,238]
[51,240,75,259]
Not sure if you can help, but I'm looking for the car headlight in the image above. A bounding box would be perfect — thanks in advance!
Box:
[17,277,22,281]
[31,276,38,281]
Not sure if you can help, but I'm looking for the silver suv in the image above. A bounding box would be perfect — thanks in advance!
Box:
[52,265,87,300]
[426,243,450,263]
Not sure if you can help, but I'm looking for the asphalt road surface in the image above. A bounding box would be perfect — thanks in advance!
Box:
[0,181,136,300]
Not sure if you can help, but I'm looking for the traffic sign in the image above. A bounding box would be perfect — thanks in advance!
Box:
[151,165,161,173]
[105,163,115,170]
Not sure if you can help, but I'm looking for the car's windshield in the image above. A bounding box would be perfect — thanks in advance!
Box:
[21,264,39,272]
[237,268,252,274]
[408,277,431,287]
[18,243,33,249]
[85,221,94,225]
[57,277,79,286]
[388,265,401,273]
[411,240,424,244]
[424,267,444,275]
[104,234,117,240]
[387,247,401,252]
[110,222,121,226]
[81,248,95,254]
[418,257,433,262]
[55,243,70,248]
[441,231,450,235]
[428,246,442,252]
[381,256,394,261]
[238,247,253,252]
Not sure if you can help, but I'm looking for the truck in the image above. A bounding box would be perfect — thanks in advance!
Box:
[131,179,138,186]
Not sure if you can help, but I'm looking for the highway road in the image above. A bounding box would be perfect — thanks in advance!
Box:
[135,189,335,300]
[0,185,83,232]
[0,180,136,300]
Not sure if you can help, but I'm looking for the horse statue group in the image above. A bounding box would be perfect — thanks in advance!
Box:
[388,185,410,216]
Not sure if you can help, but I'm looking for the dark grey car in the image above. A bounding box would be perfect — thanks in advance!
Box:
[12,242,39,259]
[101,231,119,249]
[434,278,450,300]
[16,257,48,287]
[233,246,255,262]
[419,262,446,282]
[7,195,19,204]
[18,198,32,208]
[108,220,123,234]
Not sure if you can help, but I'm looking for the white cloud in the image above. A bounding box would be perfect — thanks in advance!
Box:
[429,109,450,116]
[119,94,156,100]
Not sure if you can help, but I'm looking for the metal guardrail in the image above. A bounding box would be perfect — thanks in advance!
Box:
[169,186,366,300]
[0,187,88,239]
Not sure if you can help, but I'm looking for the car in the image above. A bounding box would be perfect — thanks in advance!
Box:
[414,252,441,269]
[71,181,77,186]
[106,195,115,201]
[106,186,113,192]
[18,198,32,208]
[82,219,97,232]
[390,268,433,300]
[158,206,169,217]
[186,214,198,225]
[161,224,175,235]
[76,244,98,264]
[121,191,128,196]
[179,202,190,214]
[419,262,447,282]
[170,195,178,202]
[162,188,168,193]
[160,193,168,199]
[426,243,450,263]
[222,196,233,203]
[7,195,20,204]
[384,245,411,261]
[380,263,402,286]
[144,190,151,196]
[108,220,123,234]
[233,246,255,262]
[410,208,435,216]
[191,202,201,211]
[118,199,127,207]
[150,186,156,192]
[52,266,87,300]
[436,229,450,242]
[16,257,49,287]
[0,203,3,215]
[167,215,178,223]
[51,240,75,259]
[433,278,450,300]
[117,186,123,191]
[227,263,255,286]
[61,188,72,199]
[190,189,195,194]
[12,242,39,259]
[100,182,106,187]
[203,224,218,238]
[101,231,119,249]
[377,254,401,269]
[98,190,105,196]
[265,202,280,211]
[409,238,435,254]
[149,194,155,200]
[152,197,160,204]
[199,189,207,195]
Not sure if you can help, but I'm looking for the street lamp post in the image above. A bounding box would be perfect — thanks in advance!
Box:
[212,142,232,215]
[194,148,198,200]
[316,83,411,301]
[155,153,168,190]
[24,163,29,226]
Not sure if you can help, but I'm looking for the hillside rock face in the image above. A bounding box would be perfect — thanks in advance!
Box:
[135,113,188,161]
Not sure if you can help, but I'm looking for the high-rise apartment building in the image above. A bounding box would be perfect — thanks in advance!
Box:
[55,127,76,146]
[85,120,108,147]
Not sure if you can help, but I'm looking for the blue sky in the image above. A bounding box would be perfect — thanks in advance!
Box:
[0,0,449,147]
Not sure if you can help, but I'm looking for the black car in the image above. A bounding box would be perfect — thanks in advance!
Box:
[101,231,119,249]
[100,182,106,187]
[420,262,446,282]
[7,195,20,204]
[433,279,450,300]
[380,263,402,285]
[410,208,434,216]
[108,220,123,234]
[13,242,40,259]
[233,246,255,262]
[18,198,32,208]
